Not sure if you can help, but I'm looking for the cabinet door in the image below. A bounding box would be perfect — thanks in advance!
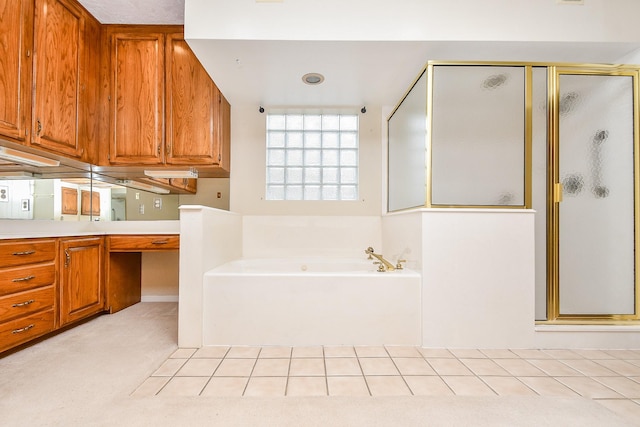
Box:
[0,0,33,143]
[109,30,164,165]
[59,237,104,326]
[165,33,220,165]
[217,91,231,174]
[32,0,83,157]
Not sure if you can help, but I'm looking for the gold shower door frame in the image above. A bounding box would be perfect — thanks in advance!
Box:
[547,66,640,323]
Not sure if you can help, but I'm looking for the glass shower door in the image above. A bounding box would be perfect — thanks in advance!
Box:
[553,71,638,319]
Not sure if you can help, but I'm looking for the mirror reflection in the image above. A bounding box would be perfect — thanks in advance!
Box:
[0,177,180,221]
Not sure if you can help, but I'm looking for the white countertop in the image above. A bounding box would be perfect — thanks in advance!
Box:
[0,220,180,239]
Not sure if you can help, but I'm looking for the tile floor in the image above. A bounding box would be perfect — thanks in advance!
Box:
[133,345,640,418]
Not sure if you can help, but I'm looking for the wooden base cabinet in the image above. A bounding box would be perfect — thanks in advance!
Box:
[0,239,56,353]
[59,237,105,326]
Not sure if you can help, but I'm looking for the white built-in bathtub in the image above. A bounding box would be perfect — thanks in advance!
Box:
[203,258,421,346]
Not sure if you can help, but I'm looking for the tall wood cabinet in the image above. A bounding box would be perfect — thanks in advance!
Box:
[0,0,101,163]
[59,237,104,326]
[0,0,33,143]
[166,33,227,168]
[104,26,230,175]
[107,29,165,165]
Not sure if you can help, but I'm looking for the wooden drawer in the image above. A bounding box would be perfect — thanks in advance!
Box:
[0,239,56,268]
[0,309,55,353]
[0,286,55,323]
[108,235,179,251]
[0,262,56,296]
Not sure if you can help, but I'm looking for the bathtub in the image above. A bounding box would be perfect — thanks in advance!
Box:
[203,258,422,346]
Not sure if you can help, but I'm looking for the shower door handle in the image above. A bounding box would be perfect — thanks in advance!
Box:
[554,183,563,203]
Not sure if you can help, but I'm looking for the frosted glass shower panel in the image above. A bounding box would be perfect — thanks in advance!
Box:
[431,66,525,206]
[558,74,636,315]
[388,71,427,211]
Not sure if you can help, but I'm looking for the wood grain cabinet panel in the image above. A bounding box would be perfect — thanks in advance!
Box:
[0,0,33,143]
[0,286,55,323]
[0,262,55,296]
[165,33,220,166]
[0,239,56,268]
[0,238,57,353]
[32,0,84,157]
[107,235,179,251]
[0,309,55,353]
[108,30,165,165]
[59,237,104,326]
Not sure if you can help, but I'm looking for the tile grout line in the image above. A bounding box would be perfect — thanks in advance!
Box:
[283,346,293,397]
[153,355,190,396]
[198,346,231,396]
[241,347,262,397]
[354,350,372,396]
[322,346,329,396]
[418,350,457,396]
[386,346,415,396]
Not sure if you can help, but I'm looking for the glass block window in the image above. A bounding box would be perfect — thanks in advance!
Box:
[266,114,359,200]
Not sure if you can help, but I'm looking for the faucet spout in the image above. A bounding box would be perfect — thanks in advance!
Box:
[364,247,395,271]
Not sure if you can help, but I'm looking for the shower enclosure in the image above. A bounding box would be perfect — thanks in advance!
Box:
[387,61,640,323]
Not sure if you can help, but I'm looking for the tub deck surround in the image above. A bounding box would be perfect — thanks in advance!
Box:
[180,207,640,350]
[203,258,421,346]
[0,219,180,239]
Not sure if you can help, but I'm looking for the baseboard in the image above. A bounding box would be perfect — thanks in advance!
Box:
[141,295,179,302]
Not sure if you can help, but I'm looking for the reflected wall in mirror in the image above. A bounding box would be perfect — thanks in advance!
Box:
[0,176,230,221]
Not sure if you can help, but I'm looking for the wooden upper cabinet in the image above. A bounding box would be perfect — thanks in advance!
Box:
[32,0,84,157]
[165,33,220,166]
[0,0,33,143]
[108,29,165,165]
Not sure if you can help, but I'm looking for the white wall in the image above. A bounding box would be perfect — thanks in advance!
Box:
[242,215,381,259]
[0,180,33,220]
[229,104,382,216]
[187,0,640,43]
[178,206,243,347]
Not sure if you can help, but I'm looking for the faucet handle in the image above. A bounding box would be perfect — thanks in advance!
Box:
[396,259,407,270]
[372,261,386,272]
[365,246,374,259]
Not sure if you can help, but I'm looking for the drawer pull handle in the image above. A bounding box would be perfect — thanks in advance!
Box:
[12,299,35,307]
[12,250,35,256]
[12,275,35,282]
[12,324,35,334]
[151,240,168,245]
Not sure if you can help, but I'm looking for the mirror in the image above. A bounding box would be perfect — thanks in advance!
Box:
[0,144,229,221]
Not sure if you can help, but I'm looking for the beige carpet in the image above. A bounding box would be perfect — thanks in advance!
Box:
[0,303,636,427]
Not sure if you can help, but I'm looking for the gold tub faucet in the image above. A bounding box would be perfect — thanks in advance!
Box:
[365,247,396,272]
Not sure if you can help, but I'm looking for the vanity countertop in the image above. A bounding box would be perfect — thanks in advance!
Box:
[0,220,180,239]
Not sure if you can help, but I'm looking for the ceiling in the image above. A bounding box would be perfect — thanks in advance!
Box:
[77,0,640,108]
[78,0,184,24]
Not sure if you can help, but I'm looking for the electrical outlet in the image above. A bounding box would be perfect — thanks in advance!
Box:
[139,204,145,214]
[153,198,162,209]
[21,199,29,211]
